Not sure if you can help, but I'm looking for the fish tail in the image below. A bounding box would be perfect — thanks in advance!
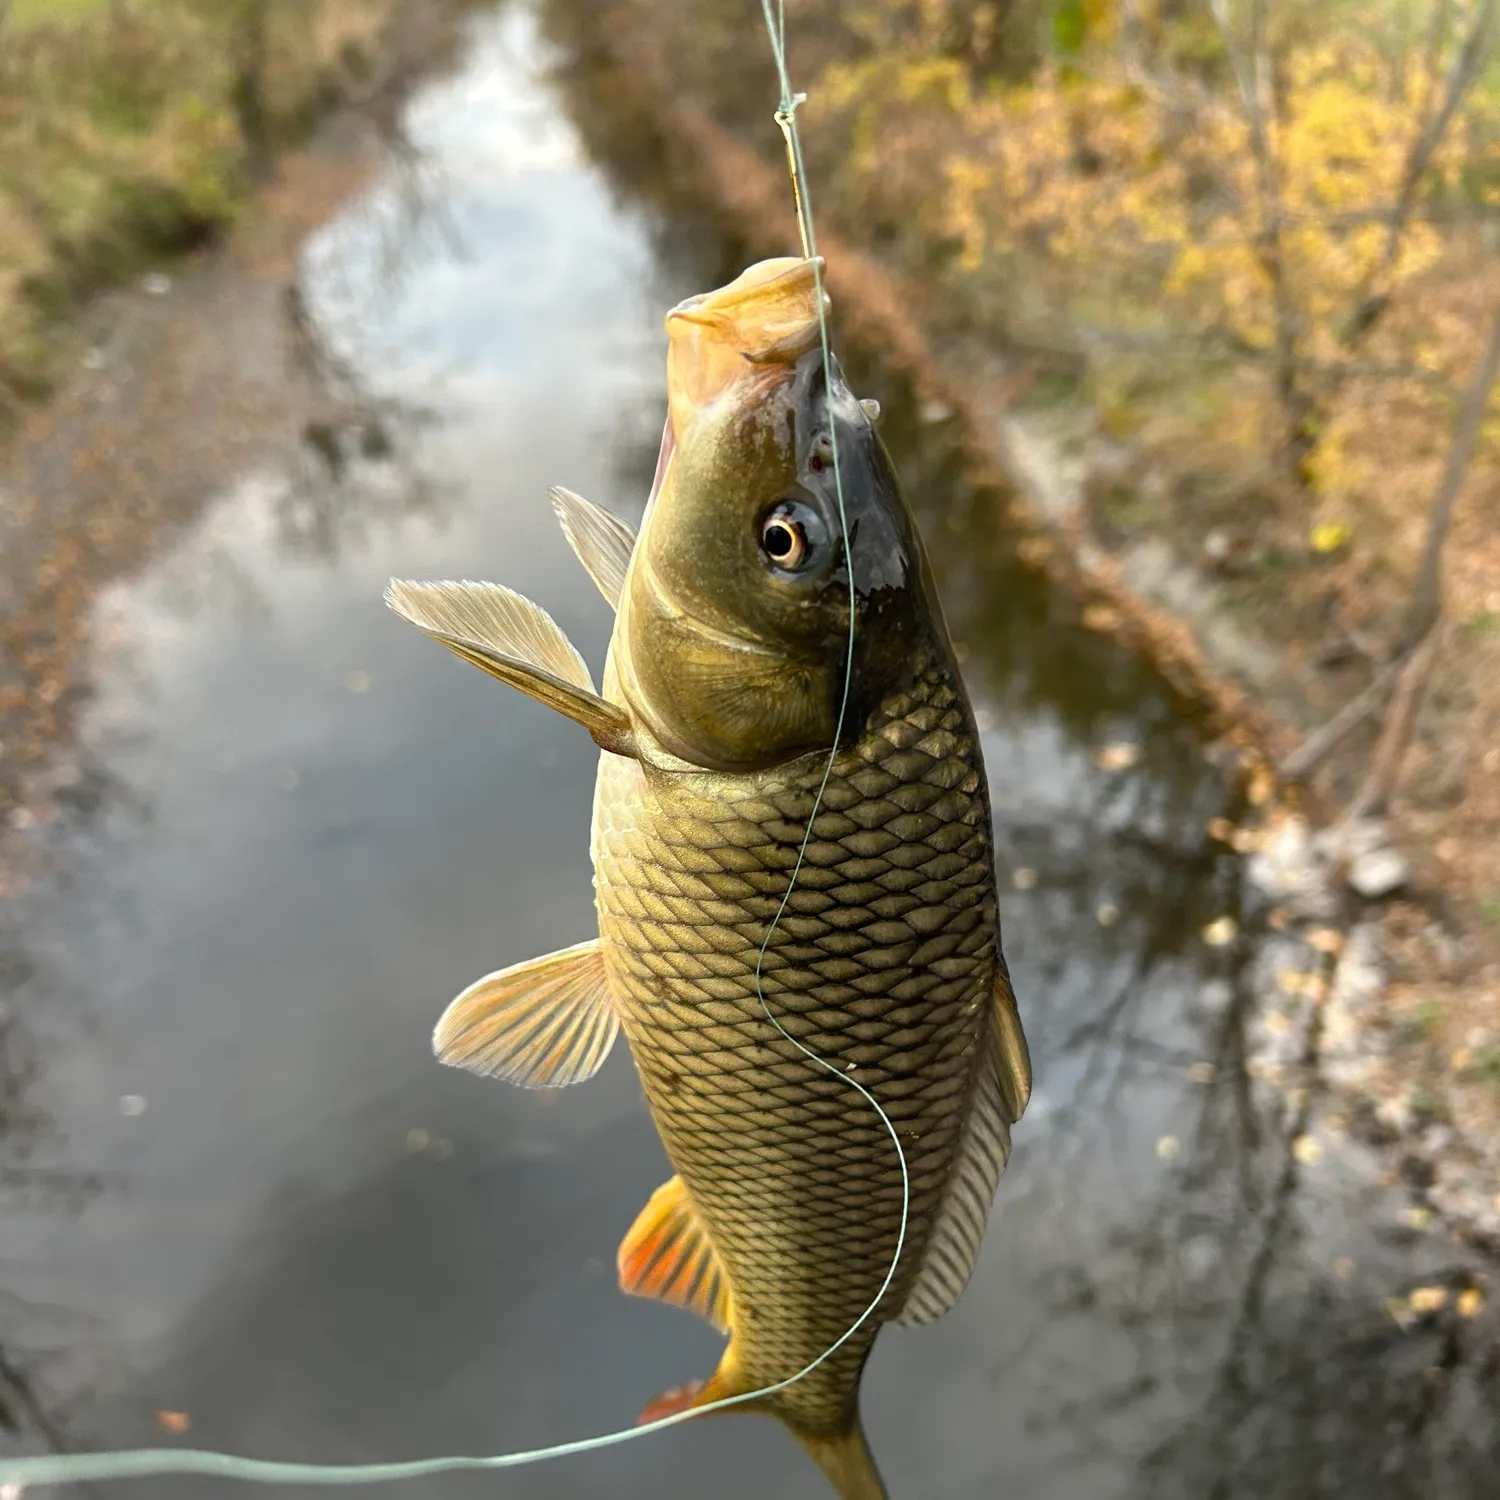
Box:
[791,1417,890,1500]
[638,1344,888,1500]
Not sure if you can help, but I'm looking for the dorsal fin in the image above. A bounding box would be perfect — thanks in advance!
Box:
[548,487,637,610]
[896,970,1030,1326]
[386,579,635,757]
[434,939,619,1088]
[618,1175,734,1333]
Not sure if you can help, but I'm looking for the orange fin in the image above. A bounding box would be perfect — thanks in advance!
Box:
[637,1376,716,1426]
[618,1175,733,1333]
[433,939,618,1088]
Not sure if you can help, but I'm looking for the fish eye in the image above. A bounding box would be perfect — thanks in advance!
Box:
[759,501,826,573]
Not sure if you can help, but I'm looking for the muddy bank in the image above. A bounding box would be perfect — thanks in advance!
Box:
[0,0,481,407]
[538,0,1500,1250]
[0,1,485,895]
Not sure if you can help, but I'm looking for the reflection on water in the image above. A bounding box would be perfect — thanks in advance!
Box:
[0,3,1494,1496]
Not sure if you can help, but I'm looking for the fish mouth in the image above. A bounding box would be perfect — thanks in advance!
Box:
[664,257,827,433]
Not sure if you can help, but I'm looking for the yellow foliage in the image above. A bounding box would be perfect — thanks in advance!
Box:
[1309,520,1352,553]
[812,2,1500,516]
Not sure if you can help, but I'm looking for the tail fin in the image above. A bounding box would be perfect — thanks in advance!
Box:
[636,1347,888,1500]
[795,1419,890,1500]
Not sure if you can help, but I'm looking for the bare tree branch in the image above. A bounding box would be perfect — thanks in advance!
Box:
[1209,0,1310,462]
[1279,652,1408,780]
[1340,0,1498,347]
[1404,300,1500,644]
[1343,622,1445,822]
[1417,0,1453,114]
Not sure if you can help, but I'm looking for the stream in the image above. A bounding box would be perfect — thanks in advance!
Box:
[0,6,1494,1498]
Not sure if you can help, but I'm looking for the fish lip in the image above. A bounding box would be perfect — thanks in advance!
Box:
[665,256,826,352]
[664,257,828,412]
[664,258,829,439]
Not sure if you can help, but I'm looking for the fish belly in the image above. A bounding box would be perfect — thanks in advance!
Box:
[591,666,996,1433]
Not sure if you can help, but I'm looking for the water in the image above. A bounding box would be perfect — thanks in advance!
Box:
[0,7,1493,1497]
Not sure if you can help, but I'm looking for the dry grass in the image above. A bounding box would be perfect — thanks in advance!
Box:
[0,0,407,405]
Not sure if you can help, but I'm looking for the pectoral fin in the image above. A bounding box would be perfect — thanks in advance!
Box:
[434,939,619,1088]
[618,1175,733,1333]
[896,968,1030,1326]
[385,579,635,757]
[549,487,637,610]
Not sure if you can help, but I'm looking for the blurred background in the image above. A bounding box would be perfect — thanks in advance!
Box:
[0,2,1497,1496]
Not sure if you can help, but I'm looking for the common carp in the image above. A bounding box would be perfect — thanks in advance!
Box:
[387,257,1030,1500]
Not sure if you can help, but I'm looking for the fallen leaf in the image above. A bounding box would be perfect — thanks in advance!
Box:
[1307,928,1344,954]
[1457,1287,1484,1318]
[1206,816,1234,842]
[1202,916,1238,947]
[1096,903,1120,927]
[1095,742,1140,772]
[1408,1285,1447,1315]
[156,1410,191,1435]
[1292,1134,1322,1165]
[1309,520,1351,553]
[1406,1205,1433,1231]
[1083,604,1120,632]
[1155,1135,1180,1161]
[1246,764,1275,806]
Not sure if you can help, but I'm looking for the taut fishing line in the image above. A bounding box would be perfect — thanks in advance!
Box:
[0,3,909,1487]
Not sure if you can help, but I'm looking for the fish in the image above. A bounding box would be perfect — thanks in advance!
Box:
[386,256,1031,1500]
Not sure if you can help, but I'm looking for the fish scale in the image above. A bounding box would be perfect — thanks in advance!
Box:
[592,647,997,1436]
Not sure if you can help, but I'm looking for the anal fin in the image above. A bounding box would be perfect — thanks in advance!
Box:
[386,579,635,757]
[618,1175,734,1334]
[637,1374,722,1427]
[434,939,619,1088]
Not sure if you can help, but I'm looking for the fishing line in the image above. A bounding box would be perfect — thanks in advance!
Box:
[0,3,909,1488]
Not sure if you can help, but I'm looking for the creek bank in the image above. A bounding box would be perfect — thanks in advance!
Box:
[0,0,487,893]
[0,0,480,408]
